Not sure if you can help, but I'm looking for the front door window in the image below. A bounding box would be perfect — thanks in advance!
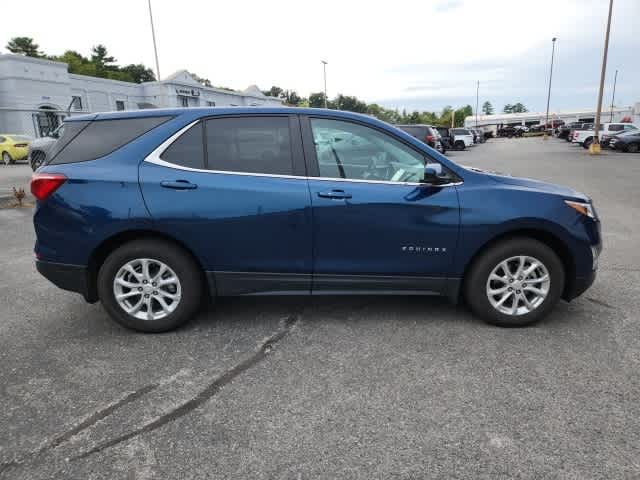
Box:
[310,118,433,183]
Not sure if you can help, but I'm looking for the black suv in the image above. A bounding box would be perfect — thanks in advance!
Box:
[396,125,445,153]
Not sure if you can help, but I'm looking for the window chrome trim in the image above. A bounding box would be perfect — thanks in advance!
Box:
[144,120,462,187]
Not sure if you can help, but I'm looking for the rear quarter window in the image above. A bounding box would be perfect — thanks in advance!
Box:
[48,116,172,165]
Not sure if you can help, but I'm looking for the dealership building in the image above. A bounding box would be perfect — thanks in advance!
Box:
[465,105,640,131]
[0,53,284,137]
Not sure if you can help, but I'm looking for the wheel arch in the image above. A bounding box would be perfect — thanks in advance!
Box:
[459,227,576,302]
[86,229,211,303]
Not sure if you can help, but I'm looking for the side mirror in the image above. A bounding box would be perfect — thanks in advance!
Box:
[422,166,450,185]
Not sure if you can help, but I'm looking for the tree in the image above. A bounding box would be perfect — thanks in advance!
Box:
[263,86,283,98]
[188,72,212,87]
[512,102,528,113]
[120,64,156,83]
[90,45,116,75]
[335,94,367,113]
[308,92,327,108]
[503,103,527,113]
[482,101,494,115]
[281,90,302,105]
[6,37,43,57]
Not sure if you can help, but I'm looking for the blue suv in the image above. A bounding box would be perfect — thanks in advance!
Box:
[32,108,601,332]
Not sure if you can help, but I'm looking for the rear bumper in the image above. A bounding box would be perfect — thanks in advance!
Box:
[36,260,96,303]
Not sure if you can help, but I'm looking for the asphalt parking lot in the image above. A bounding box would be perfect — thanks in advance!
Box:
[1,138,639,479]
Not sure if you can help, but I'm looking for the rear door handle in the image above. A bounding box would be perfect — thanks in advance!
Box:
[317,190,352,199]
[160,180,198,190]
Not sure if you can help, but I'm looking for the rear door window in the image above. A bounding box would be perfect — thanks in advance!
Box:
[160,123,205,169]
[48,116,172,165]
[204,116,293,175]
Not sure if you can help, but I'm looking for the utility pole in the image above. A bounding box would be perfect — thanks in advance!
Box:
[609,69,618,122]
[544,37,557,140]
[148,0,161,81]
[321,60,328,109]
[590,0,614,154]
[475,80,479,127]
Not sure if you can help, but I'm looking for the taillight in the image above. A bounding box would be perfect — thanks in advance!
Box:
[31,173,67,201]
[426,134,434,142]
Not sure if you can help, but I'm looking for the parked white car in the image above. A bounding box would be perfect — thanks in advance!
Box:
[27,124,65,171]
[450,128,475,150]
[572,123,639,149]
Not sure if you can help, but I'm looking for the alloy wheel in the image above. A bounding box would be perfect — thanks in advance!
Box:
[486,255,550,316]
[113,258,182,321]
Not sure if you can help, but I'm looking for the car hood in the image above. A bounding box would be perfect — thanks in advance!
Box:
[28,137,57,150]
[464,165,589,201]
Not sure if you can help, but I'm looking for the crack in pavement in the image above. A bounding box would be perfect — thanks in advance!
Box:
[585,297,616,310]
[73,314,299,460]
[0,384,159,478]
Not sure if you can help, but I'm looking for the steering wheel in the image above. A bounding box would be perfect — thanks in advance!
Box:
[363,152,394,181]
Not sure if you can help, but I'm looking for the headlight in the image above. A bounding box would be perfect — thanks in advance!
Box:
[565,200,596,219]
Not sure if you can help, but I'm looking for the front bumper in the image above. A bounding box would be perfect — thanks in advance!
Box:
[36,260,96,303]
[565,269,597,301]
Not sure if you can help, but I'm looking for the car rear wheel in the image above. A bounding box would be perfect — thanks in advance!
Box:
[454,140,465,150]
[582,138,593,149]
[627,143,639,153]
[2,152,13,165]
[97,239,203,332]
[464,238,565,327]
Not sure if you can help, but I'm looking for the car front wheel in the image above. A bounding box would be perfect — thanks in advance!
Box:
[464,238,565,327]
[2,152,13,165]
[627,143,639,153]
[97,239,203,332]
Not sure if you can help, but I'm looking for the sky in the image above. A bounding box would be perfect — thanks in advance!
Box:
[2,0,638,114]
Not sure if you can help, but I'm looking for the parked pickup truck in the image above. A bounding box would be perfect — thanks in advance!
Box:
[572,123,639,149]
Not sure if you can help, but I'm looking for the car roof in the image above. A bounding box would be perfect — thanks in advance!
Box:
[65,107,380,123]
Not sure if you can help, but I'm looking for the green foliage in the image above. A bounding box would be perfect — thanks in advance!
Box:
[482,101,494,115]
[189,72,213,87]
[503,102,528,113]
[308,92,327,108]
[121,64,156,83]
[6,37,43,57]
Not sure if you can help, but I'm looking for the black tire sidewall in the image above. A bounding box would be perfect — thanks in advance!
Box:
[97,239,203,332]
[464,238,565,327]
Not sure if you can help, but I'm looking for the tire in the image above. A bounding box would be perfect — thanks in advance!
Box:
[454,140,465,150]
[464,237,565,327]
[582,137,593,149]
[627,143,639,153]
[2,152,13,165]
[97,239,204,332]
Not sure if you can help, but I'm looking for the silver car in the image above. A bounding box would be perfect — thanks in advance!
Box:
[28,124,64,171]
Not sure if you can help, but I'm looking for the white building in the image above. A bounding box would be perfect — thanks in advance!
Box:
[465,105,640,131]
[0,53,284,137]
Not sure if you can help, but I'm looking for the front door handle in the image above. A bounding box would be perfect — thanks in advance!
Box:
[317,190,352,199]
[160,180,198,190]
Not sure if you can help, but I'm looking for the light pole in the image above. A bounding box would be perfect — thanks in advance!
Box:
[609,69,618,122]
[148,0,161,81]
[590,0,614,154]
[475,80,479,127]
[321,60,328,109]
[544,37,557,140]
